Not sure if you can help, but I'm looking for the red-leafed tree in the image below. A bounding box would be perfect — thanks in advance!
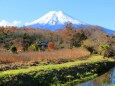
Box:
[48,42,54,50]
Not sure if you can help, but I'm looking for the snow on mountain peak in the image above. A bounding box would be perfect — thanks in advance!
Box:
[26,11,85,26]
[25,11,115,33]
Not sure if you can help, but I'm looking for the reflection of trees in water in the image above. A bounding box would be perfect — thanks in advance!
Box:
[77,68,114,86]
[88,68,112,86]
[92,72,111,85]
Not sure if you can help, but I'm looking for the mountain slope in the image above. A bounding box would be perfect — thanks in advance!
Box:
[99,26,115,35]
[26,11,87,30]
[26,11,115,34]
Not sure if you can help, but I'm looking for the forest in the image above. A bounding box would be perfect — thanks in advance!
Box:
[0,23,115,66]
[0,23,114,55]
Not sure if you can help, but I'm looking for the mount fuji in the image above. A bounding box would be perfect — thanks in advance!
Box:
[26,11,87,30]
[26,11,115,34]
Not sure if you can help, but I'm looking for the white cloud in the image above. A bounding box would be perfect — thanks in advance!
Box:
[0,20,21,27]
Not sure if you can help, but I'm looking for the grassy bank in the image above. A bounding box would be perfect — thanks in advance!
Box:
[0,55,115,86]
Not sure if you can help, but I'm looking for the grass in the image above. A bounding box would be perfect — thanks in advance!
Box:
[0,55,114,76]
[0,48,90,63]
[0,55,115,86]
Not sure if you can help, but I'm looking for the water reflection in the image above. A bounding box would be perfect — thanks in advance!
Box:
[76,67,115,86]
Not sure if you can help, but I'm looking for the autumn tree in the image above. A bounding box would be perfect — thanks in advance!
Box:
[82,26,108,54]
[60,22,74,48]
[48,42,54,50]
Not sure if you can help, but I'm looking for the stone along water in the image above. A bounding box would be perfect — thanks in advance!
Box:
[76,67,115,86]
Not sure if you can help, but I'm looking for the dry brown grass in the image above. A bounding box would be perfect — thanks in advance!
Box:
[0,48,90,64]
[0,51,22,63]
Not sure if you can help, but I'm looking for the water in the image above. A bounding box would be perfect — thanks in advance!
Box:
[76,67,115,86]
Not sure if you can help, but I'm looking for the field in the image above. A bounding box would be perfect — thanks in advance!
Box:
[0,48,90,63]
[0,47,115,86]
[0,48,90,71]
[0,55,115,86]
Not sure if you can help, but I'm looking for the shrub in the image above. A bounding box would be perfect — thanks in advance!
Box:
[28,44,37,51]
[48,42,54,50]
[41,46,45,51]
[103,48,115,58]
[9,46,17,53]
[85,46,95,54]
[98,44,109,54]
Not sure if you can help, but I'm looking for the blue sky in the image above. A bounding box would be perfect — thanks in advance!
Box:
[0,0,115,30]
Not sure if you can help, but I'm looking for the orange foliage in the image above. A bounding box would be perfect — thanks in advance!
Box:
[4,26,16,32]
[48,42,54,50]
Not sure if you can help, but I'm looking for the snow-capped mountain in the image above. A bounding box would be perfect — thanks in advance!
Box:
[26,11,115,34]
[26,11,87,30]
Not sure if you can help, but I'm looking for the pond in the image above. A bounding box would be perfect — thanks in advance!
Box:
[76,67,115,86]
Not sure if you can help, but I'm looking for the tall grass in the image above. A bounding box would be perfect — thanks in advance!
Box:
[0,48,90,63]
[0,50,22,63]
